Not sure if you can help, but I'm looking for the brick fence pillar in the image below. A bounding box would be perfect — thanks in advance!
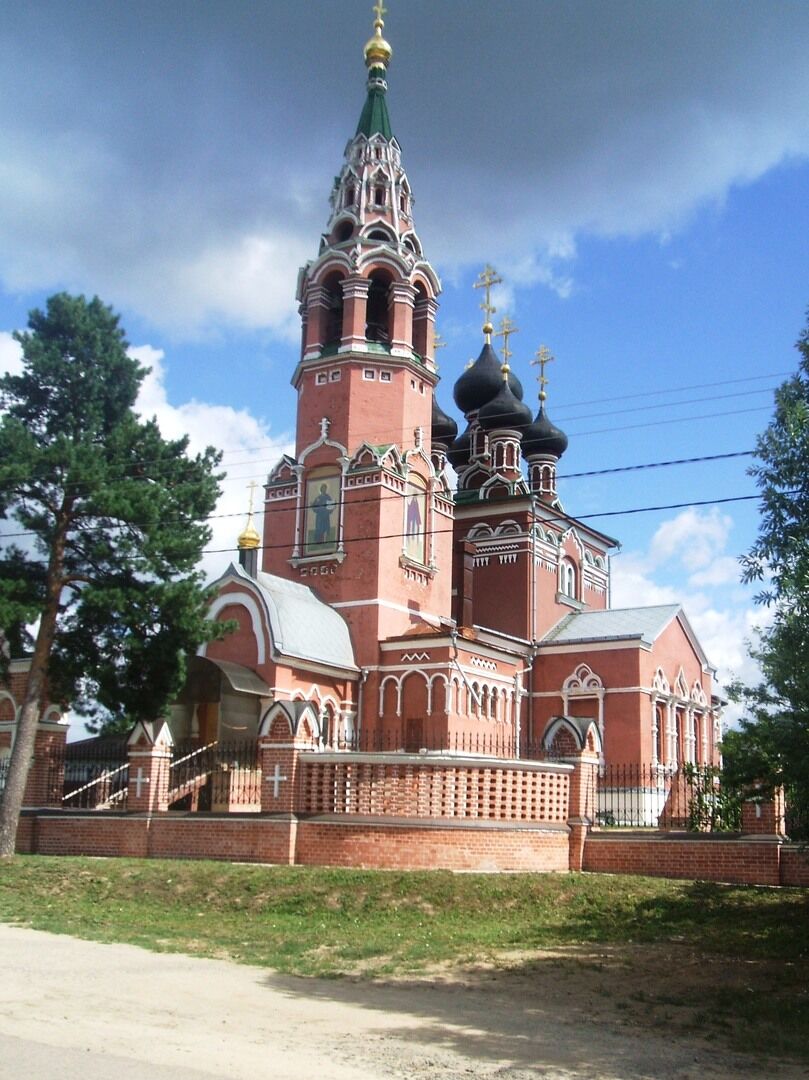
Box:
[741,786,786,837]
[258,741,302,815]
[257,701,319,815]
[126,720,173,813]
[1,715,68,808]
[564,749,600,871]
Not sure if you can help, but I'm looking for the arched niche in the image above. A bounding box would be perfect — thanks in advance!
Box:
[365,268,393,344]
[321,269,346,348]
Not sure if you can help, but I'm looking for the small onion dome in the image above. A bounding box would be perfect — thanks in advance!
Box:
[521,405,569,460]
[477,378,533,433]
[237,517,261,551]
[364,24,392,68]
[453,342,524,415]
[446,424,472,470]
[431,396,458,446]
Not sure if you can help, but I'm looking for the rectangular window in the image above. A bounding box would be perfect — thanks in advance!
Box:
[380,371,392,383]
[410,378,417,390]
[315,372,328,386]
[330,370,341,382]
[363,369,376,381]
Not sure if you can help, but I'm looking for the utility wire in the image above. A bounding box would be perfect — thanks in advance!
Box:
[198,489,787,558]
[0,449,760,541]
[550,369,792,412]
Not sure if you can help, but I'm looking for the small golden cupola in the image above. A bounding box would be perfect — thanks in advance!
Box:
[364,1,393,69]
[237,482,261,577]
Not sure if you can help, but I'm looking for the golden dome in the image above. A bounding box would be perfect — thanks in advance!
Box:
[237,517,261,551]
[364,25,392,68]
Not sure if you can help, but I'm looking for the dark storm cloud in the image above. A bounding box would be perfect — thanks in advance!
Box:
[1,0,807,333]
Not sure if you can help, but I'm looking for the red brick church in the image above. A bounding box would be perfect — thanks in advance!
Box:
[171,7,722,774]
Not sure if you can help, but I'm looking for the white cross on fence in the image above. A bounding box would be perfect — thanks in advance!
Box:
[133,767,150,798]
[265,762,288,799]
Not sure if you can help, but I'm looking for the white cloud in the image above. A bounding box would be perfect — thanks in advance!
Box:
[688,555,741,588]
[648,507,733,571]
[0,331,22,376]
[1,4,807,332]
[611,507,763,722]
[131,345,293,579]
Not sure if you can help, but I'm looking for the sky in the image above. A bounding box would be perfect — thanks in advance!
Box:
[2,0,809,727]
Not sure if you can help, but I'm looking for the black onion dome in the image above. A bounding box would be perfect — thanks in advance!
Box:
[431,396,458,446]
[446,424,472,469]
[453,343,524,415]
[478,379,533,433]
[521,405,569,459]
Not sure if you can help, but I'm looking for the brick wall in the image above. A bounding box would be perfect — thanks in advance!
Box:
[780,845,809,887]
[295,818,570,872]
[582,832,782,886]
[17,810,567,872]
[18,812,293,864]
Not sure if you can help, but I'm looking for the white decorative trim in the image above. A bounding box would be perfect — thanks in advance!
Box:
[205,593,267,665]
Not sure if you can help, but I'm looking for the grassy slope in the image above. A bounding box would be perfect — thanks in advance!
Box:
[1,856,807,1058]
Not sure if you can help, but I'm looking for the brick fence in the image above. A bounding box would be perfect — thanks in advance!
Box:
[7,715,809,884]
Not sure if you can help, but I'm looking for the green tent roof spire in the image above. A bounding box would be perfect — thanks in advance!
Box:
[356,3,394,139]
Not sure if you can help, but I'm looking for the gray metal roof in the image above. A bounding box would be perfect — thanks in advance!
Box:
[205,657,272,697]
[253,570,357,672]
[542,604,681,646]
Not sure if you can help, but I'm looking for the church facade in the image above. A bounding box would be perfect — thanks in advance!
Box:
[175,9,722,774]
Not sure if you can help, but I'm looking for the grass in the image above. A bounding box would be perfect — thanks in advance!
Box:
[1,856,808,1059]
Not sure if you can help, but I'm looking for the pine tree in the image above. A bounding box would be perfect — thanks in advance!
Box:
[0,293,224,855]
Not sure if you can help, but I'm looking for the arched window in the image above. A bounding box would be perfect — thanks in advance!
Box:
[560,558,577,599]
[322,272,344,347]
[367,228,393,243]
[345,185,356,206]
[333,220,353,243]
[654,704,665,765]
[365,270,392,343]
[374,185,386,206]
[412,281,429,358]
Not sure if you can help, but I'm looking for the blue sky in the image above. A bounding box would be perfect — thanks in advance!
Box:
[2,0,808,720]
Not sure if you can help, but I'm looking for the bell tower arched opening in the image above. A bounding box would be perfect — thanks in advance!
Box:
[322,271,345,349]
[366,270,392,344]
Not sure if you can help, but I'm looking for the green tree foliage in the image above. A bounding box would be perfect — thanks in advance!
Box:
[0,293,224,854]
[724,310,809,833]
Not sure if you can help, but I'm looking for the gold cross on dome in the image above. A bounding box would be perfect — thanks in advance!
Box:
[495,316,519,365]
[432,331,447,371]
[531,344,555,401]
[473,264,502,338]
[246,479,258,516]
[373,0,387,26]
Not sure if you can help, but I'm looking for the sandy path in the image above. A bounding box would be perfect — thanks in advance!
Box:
[0,925,799,1079]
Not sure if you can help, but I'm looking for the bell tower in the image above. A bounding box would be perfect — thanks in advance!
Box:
[262,4,455,663]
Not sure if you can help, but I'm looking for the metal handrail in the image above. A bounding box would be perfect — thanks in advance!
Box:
[62,762,129,805]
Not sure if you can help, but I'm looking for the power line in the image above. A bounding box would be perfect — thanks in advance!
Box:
[550,370,792,412]
[0,444,756,544]
[567,403,771,438]
[199,489,780,557]
[553,385,776,424]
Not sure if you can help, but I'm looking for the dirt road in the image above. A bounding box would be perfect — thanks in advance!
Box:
[0,925,798,1079]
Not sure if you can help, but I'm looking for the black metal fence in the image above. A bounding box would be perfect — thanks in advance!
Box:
[168,739,261,811]
[56,738,130,810]
[785,794,809,842]
[595,763,742,832]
